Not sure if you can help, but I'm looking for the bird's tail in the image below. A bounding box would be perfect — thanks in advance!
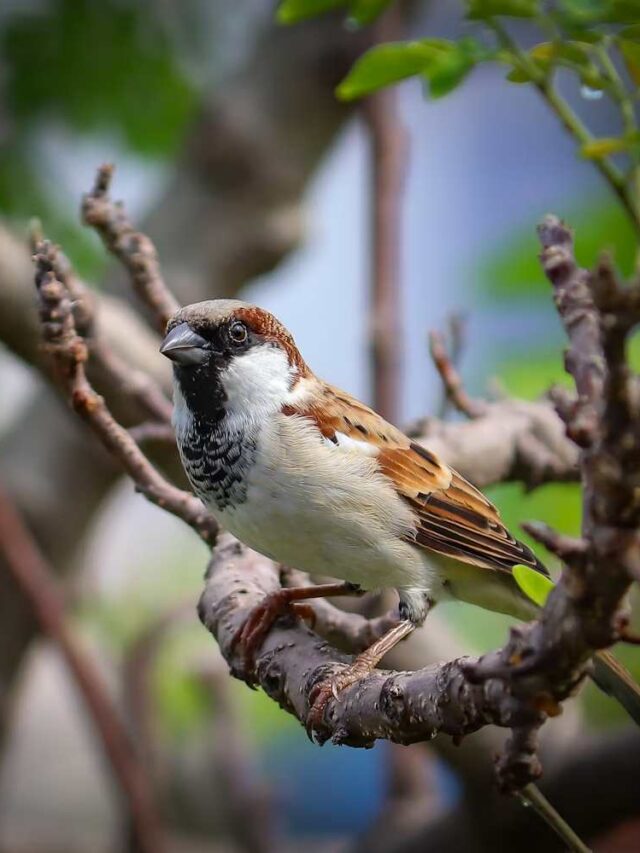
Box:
[592,650,640,726]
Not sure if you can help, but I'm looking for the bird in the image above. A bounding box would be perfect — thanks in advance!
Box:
[160,298,640,729]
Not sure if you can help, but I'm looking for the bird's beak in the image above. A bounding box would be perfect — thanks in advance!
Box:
[160,322,208,366]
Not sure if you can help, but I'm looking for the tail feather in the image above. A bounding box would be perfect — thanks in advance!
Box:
[592,651,640,726]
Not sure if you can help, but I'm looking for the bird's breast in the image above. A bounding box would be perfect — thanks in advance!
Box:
[173,389,257,511]
[211,414,433,592]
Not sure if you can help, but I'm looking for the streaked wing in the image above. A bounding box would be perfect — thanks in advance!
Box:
[284,382,547,577]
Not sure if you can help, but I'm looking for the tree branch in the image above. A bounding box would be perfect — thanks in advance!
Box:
[197,215,640,801]
[0,484,165,853]
[428,328,488,419]
[82,164,179,333]
[33,243,217,545]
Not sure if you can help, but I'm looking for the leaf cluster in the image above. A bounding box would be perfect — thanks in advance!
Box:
[278,0,640,227]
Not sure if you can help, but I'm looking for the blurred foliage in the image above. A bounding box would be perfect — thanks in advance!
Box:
[336,38,486,100]
[3,0,195,155]
[328,0,640,102]
[281,0,640,258]
[0,0,197,278]
[278,0,393,26]
[478,198,638,300]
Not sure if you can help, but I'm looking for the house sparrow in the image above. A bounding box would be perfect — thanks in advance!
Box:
[161,299,640,729]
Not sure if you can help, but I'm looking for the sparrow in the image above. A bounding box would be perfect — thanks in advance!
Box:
[160,299,640,729]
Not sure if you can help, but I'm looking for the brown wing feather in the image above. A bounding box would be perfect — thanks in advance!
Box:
[283,382,547,577]
[386,444,546,575]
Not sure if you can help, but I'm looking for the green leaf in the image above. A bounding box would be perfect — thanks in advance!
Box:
[558,0,640,26]
[277,0,344,24]
[556,0,612,25]
[530,41,591,66]
[336,40,449,100]
[609,0,640,24]
[466,0,539,19]
[506,60,544,83]
[348,0,394,25]
[337,38,482,101]
[423,38,480,98]
[513,564,556,607]
[504,42,604,87]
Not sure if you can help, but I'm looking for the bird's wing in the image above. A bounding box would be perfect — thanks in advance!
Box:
[284,383,547,577]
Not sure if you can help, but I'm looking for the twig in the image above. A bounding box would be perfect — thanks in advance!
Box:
[0,484,165,853]
[32,247,217,545]
[33,240,173,425]
[81,164,179,333]
[538,218,604,447]
[92,339,173,424]
[129,421,177,446]
[428,328,487,419]
[521,521,588,565]
[518,783,591,853]
[434,313,468,419]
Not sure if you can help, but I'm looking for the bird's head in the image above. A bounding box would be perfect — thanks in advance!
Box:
[160,299,309,420]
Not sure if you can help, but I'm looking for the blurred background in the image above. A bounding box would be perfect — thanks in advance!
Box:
[0,1,639,851]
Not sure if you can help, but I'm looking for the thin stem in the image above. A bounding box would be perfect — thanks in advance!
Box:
[489,18,640,235]
[595,38,640,219]
[518,784,592,853]
[594,39,638,141]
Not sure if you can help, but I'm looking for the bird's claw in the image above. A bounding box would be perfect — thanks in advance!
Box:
[305,660,373,741]
[230,592,315,685]
[305,680,335,741]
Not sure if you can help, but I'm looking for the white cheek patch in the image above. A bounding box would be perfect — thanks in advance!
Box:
[221,344,295,413]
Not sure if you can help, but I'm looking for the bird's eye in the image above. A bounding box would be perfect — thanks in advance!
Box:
[229,321,248,345]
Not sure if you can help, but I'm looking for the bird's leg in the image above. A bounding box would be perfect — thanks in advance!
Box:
[306,619,416,735]
[231,581,362,683]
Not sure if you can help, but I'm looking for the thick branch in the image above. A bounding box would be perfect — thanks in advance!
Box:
[199,535,544,758]
[410,397,579,489]
[196,215,640,800]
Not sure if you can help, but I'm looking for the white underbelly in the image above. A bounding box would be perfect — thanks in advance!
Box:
[210,416,433,594]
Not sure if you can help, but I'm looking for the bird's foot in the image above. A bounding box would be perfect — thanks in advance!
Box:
[231,590,315,685]
[305,618,416,740]
[306,655,376,738]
